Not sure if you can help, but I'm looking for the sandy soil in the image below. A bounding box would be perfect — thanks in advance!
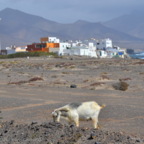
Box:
[0,56,144,143]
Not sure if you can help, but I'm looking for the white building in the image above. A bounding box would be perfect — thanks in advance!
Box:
[96,38,112,50]
[71,41,84,47]
[97,50,108,58]
[48,37,60,43]
[61,42,97,57]
[15,46,27,52]
[59,42,71,55]
[5,47,16,54]
[40,37,60,43]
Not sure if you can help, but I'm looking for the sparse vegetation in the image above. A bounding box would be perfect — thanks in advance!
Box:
[8,77,43,85]
[0,58,144,143]
[101,75,110,80]
[119,78,131,81]
[90,82,105,87]
[62,72,70,74]
[113,81,129,91]
[0,111,2,120]
[0,52,58,59]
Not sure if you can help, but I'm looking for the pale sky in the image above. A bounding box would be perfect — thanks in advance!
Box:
[0,0,144,23]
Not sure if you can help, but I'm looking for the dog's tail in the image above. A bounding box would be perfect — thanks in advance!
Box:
[100,104,106,109]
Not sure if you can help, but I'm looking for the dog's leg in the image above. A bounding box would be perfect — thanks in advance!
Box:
[92,117,98,129]
[73,117,79,127]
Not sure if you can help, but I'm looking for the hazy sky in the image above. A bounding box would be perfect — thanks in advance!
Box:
[0,0,144,23]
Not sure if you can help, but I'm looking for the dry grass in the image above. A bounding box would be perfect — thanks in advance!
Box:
[62,72,71,74]
[119,78,131,81]
[100,75,110,80]
[8,77,43,85]
[90,82,105,87]
[134,61,144,65]
[112,81,129,91]
[51,75,58,78]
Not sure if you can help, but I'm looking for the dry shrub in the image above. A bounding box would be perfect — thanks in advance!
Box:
[52,79,66,85]
[62,72,70,74]
[69,65,75,69]
[8,80,27,85]
[51,75,57,78]
[113,81,129,91]
[55,63,75,69]
[90,82,105,87]
[101,75,110,80]
[119,78,131,81]
[139,72,144,75]
[0,111,2,120]
[134,61,144,65]
[29,77,43,82]
[8,77,43,85]
[83,79,89,83]
[101,72,108,75]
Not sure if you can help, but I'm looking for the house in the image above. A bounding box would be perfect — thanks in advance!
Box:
[15,46,27,52]
[96,38,112,50]
[97,50,108,58]
[27,37,60,53]
[0,49,7,55]
[59,42,71,56]
[5,46,16,55]
[61,42,97,57]
[40,37,60,43]
[106,48,119,58]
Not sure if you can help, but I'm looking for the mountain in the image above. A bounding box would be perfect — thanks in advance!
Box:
[0,8,61,48]
[104,10,144,39]
[56,20,142,41]
[0,8,143,49]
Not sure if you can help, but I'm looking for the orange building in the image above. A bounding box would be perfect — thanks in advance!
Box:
[27,42,59,52]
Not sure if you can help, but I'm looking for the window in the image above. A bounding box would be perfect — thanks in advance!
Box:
[36,44,46,48]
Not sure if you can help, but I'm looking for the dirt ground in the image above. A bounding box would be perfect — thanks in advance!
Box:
[0,56,144,143]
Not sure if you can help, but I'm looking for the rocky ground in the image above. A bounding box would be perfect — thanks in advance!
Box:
[0,121,144,144]
[0,56,144,143]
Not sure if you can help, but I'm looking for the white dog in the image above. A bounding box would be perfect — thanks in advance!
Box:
[52,101,105,129]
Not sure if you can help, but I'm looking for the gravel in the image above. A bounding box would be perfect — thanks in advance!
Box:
[0,121,143,144]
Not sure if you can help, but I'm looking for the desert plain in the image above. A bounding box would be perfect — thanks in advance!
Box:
[0,56,144,143]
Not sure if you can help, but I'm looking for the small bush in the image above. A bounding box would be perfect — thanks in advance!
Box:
[90,82,105,87]
[101,75,110,80]
[113,81,129,91]
[0,111,2,120]
[8,77,43,85]
[29,77,43,82]
[0,52,58,59]
[119,78,131,81]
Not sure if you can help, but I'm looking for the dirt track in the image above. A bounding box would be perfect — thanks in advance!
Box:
[0,57,144,143]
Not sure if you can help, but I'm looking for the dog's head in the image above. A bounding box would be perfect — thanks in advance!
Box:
[52,110,61,122]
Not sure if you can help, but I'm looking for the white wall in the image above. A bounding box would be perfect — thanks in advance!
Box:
[62,46,97,57]
[97,50,107,58]
[97,38,112,50]
[48,37,60,43]
[59,42,71,55]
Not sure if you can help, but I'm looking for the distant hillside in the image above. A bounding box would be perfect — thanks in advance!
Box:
[0,8,143,50]
[104,10,144,39]
[56,20,142,41]
[0,8,60,48]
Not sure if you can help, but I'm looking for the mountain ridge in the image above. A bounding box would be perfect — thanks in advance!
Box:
[104,10,144,39]
[0,8,143,50]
